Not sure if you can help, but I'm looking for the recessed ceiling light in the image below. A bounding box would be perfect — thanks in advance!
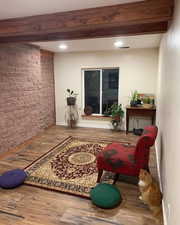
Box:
[59,44,68,50]
[114,41,124,48]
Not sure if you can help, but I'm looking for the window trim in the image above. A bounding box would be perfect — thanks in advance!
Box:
[82,67,120,116]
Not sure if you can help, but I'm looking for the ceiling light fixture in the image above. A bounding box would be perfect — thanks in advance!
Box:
[59,44,68,50]
[114,41,124,48]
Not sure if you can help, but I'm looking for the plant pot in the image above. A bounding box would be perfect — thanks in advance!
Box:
[67,97,76,106]
[112,115,121,121]
[130,100,138,107]
[111,120,119,130]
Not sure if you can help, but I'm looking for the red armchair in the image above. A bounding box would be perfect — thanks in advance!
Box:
[96,125,158,184]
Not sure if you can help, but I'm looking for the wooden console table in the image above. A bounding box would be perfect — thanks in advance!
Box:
[126,106,156,134]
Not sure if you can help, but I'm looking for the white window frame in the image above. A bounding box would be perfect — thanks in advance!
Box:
[82,68,119,116]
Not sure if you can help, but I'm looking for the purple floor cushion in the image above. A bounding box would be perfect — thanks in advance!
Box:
[0,169,27,189]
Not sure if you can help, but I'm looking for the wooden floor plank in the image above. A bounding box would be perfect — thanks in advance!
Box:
[0,125,159,225]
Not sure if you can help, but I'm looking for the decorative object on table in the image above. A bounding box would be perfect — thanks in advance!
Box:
[138,169,163,224]
[142,97,153,108]
[130,90,141,107]
[84,105,93,116]
[138,93,155,109]
[96,126,158,184]
[109,103,124,130]
[24,136,130,198]
[90,183,122,209]
[65,89,79,128]
[0,169,27,189]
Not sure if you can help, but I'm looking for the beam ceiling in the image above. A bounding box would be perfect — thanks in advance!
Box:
[0,0,174,43]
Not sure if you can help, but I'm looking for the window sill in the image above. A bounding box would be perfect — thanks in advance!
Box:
[81,115,111,121]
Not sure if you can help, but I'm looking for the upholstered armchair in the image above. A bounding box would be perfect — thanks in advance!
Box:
[96,126,158,184]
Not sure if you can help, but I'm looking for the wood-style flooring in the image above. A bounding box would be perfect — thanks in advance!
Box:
[0,126,159,225]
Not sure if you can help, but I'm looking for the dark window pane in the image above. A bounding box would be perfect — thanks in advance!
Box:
[102,69,119,114]
[84,70,100,114]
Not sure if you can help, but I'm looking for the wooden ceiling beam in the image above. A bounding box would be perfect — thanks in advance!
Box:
[0,0,174,43]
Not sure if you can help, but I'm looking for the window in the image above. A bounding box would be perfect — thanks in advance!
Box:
[83,68,119,115]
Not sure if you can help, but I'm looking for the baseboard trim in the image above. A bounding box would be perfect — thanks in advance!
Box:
[155,143,167,225]
[162,200,168,225]
[56,121,112,129]
[155,142,162,190]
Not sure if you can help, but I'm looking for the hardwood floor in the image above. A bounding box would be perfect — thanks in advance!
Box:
[0,126,159,225]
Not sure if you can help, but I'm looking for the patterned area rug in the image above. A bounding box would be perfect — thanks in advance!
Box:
[25,136,125,198]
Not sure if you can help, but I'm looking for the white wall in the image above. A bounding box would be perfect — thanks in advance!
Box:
[54,48,158,129]
[156,0,180,224]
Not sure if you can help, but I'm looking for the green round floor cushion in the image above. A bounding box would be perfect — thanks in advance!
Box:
[90,183,122,209]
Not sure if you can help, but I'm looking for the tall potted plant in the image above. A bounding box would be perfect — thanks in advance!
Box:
[65,89,79,128]
[66,89,78,106]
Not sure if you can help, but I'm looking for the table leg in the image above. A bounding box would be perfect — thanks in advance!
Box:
[126,113,129,134]
[152,114,155,125]
[97,169,103,183]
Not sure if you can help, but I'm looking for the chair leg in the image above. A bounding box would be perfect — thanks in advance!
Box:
[113,173,119,184]
[144,166,150,173]
[97,169,103,183]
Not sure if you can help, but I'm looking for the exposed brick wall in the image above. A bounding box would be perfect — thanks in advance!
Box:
[40,50,55,128]
[0,44,55,154]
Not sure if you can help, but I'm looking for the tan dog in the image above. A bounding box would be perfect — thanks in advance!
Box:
[138,169,163,224]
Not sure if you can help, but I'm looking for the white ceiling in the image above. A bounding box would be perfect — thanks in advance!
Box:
[34,34,162,53]
[0,0,143,20]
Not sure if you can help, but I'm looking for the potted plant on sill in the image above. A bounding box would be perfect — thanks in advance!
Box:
[66,89,78,106]
[109,103,124,130]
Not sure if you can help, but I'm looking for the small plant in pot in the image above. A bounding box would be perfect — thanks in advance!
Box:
[66,89,78,106]
[130,90,139,107]
[109,103,124,130]
[143,97,153,108]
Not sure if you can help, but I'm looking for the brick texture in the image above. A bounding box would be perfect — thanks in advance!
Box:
[40,50,55,128]
[0,44,55,154]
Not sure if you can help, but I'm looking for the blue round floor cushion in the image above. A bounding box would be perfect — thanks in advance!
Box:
[0,169,27,189]
[90,183,122,209]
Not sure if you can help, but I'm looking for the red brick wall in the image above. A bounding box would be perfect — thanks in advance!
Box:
[40,50,55,128]
[0,44,55,154]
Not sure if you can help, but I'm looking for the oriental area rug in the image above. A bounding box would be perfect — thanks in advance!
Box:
[24,136,127,198]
